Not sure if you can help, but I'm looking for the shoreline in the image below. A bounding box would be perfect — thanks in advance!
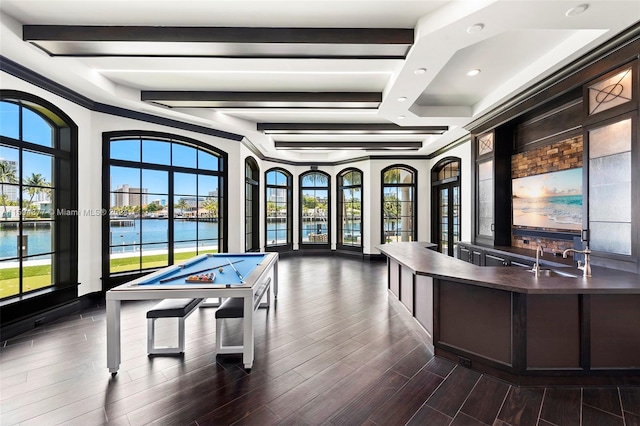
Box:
[513,209,581,230]
[0,245,219,269]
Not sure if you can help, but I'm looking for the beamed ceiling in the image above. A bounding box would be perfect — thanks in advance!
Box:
[1,1,639,162]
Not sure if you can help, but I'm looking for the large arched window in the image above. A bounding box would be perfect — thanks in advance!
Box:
[0,93,77,301]
[431,157,461,256]
[337,168,362,251]
[245,157,259,252]
[299,170,330,247]
[382,165,417,243]
[104,131,226,287]
[265,168,292,251]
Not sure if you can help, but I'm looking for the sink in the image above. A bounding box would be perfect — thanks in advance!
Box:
[528,269,578,278]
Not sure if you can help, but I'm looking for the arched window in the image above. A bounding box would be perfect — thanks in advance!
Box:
[245,157,259,252]
[265,168,292,251]
[104,131,226,287]
[299,170,330,247]
[431,157,461,256]
[382,165,417,243]
[0,93,77,301]
[337,168,362,251]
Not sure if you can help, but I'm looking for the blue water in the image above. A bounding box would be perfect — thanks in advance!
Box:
[0,225,52,259]
[1,218,360,259]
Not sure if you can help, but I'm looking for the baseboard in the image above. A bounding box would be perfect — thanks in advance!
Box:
[0,291,104,341]
[1,299,80,341]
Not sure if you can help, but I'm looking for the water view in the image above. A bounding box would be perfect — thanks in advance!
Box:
[0,218,363,260]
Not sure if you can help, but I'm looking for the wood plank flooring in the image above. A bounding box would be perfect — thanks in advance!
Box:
[1,256,639,426]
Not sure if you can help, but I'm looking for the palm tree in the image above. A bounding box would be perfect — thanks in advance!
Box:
[201,198,218,218]
[0,160,18,220]
[23,173,50,216]
[175,199,189,216]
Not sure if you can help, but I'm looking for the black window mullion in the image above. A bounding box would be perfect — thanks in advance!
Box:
[168,170,174,264]
[18,106,24,294]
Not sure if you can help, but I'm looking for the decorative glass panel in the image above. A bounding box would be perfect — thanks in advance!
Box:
[588,119,632,255]
[478,133,494,156]
[588,68,632,115]
[477,159,493,237]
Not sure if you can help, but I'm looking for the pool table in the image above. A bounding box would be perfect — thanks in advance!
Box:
[106,252,278,374]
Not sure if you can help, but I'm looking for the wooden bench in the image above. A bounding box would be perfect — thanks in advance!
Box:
[147,298,204,355]
[215,277,271,354]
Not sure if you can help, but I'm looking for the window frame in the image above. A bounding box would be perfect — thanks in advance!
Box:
[337,167,363,252]
[102,130,227,289]
[245,157,260,252]
[265,167,293,252]
[0,91,78,306]
[299,170,331,249]
[431,157,461,256]
[381,164,417,244]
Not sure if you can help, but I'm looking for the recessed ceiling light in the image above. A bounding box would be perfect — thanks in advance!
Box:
[566,3,589,16]
[397,96,407,102]
[397,115,406,120]
[466,69,481,77]
[414,68,427,75]
[466,23,484,34]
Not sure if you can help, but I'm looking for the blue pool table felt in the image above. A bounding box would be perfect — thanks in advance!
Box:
[139,253,267,286]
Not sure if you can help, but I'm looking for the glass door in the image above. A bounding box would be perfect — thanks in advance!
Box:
[438,183,460,256]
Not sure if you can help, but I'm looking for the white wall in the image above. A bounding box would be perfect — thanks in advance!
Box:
[3,69,472,299]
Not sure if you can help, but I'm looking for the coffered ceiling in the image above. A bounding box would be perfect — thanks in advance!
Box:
[1,0,638,162]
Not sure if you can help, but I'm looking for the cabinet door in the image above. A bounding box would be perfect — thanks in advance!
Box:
[485,253,508,267]
[472,250,483,266]
[457,245,471,262]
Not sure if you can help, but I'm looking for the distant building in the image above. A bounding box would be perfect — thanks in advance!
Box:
[114,184,148,207]
[178,196,204,209]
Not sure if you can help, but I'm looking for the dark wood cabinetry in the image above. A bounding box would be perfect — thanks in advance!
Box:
[472,128,512,248]
[485,253,508,267]
[380,242,640,386]
[458,244,471,263]
[457,243,513,268]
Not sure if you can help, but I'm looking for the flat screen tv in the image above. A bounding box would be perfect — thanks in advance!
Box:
[512,168,582,231]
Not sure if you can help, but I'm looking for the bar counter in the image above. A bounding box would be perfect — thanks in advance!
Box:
[377,242,640,386]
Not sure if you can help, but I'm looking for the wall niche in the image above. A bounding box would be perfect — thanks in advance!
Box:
[511,136,583,252]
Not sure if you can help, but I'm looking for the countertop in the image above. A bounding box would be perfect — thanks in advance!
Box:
[377,242,640,294]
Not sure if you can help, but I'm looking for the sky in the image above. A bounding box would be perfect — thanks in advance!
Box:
[512,168,582,199]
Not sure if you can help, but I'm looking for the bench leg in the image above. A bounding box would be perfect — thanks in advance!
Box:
[148,317,186,355]
[259,288,271,309]
[178,317,186,353]
[147,318,155,354]
[215,318,244,355]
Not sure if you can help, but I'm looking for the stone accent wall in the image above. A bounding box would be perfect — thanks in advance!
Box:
[511,235,577,255]
[511,136,583,251]
[512,136,582,179]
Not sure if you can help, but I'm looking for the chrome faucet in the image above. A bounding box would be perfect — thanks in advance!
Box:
[562,246,592,277]
[531,246,543,277]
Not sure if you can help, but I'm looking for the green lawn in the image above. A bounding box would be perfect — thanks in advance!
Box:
[0,250,219,299]
[0,264,52,299]
[110,249,218,273]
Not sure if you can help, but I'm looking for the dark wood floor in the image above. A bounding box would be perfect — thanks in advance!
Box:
[1,256,639,426]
